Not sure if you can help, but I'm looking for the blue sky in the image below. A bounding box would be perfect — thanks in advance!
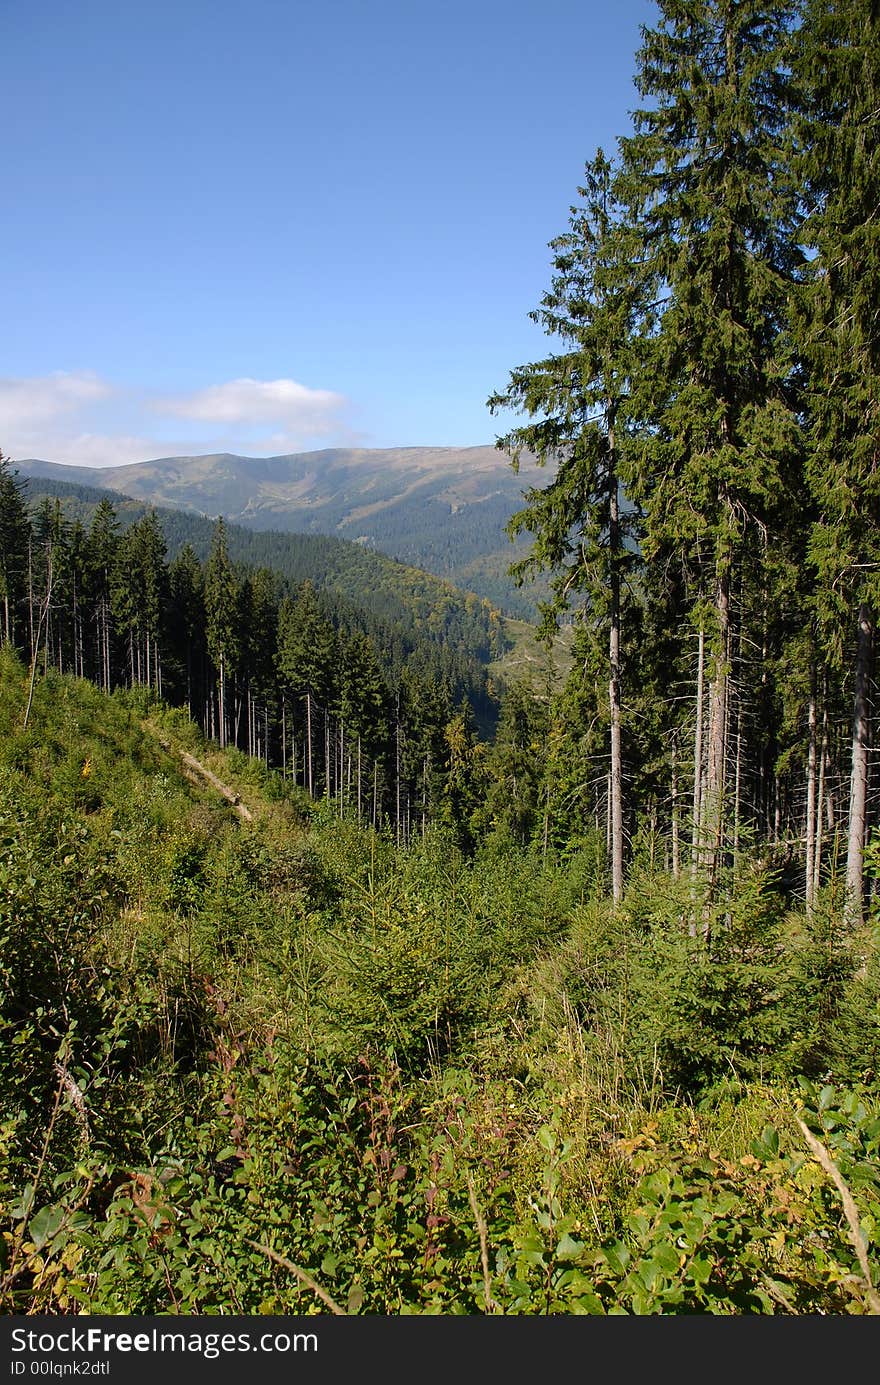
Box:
[2,0,657,466]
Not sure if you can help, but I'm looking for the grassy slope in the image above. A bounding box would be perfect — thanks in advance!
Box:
[488,618,576,693]
[2,655,878,1315]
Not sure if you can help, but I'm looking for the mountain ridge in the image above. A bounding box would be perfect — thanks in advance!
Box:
[15,446,551,617]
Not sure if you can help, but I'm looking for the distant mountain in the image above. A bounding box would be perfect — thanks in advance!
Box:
[16,447,553,617]
[20,472,510,731]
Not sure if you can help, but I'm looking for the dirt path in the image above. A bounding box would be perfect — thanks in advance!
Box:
[148,725,254,821]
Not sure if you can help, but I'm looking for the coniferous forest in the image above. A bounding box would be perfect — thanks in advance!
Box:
[2,0,880,1316]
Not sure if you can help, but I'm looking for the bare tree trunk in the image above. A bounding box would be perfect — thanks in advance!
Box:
[27,537,34,660]
[705,564,731,882]
[218,653,226,749]
[23,558,53,730]
[306,693,313,796]
[339,721,345,818]
[102,599,111,692]
[324,708,331,802]
[814,696,829,902]
[671,733,681,881]
[691,627,706,881]
[805,671,818,914]
[608,426,624,905]
[395,695,401,847]
[846,602,873,923]
[72,572,81,678]
[733,707,743,868]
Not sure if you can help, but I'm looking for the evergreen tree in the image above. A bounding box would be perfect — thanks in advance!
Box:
[134,511,168,694]
[67,518,88,679]
[0,452,30,648]
[438,704,483,851]
[277,582,337,794]
[239,567,278,759]
[167,544,206,718]
[85,499,120,692]
[479,680,548,848]
[29,498,70,675]
[204,518,240,748]
[397,667,452,842]
[488,150,649,902]
[794,0,880,922]
[337,632,391,820]
[618,0,803,887]
[109,514,166,691]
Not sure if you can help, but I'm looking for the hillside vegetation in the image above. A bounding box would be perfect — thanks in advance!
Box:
[19,473,508,698]
[1,657,879,1315]
[16,449,553,619]
[4,0,880,1319]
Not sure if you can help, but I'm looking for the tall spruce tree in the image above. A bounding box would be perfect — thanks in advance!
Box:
[204,518,239,749]
[276,582,336,795]
[488,150,649,903]
[167,544,206,717]
[794,0,880,922]
[0,452,30,648]
[85,499,119,692]
[618,0,803,888]
[109,514,166,691]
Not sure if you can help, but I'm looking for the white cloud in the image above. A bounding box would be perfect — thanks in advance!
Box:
[39,433,183,469]
[160,377,347,434]
[0,371,112,432]
[0,371,356,467]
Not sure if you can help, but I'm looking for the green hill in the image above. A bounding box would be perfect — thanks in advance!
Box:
[16,448,553,618]
[21,472,510,706]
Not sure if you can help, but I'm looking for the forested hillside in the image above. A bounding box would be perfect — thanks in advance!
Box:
[2,0,880,1317]
[15,448,552,619]
[0,469,508,823]
[17,472,507,721]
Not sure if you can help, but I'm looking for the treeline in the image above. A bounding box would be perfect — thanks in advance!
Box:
[487,0,880,920]
[19,473,507,695]
[0,476,500,842]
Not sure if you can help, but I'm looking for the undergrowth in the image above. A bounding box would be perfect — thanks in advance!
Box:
[1,652,878,1314]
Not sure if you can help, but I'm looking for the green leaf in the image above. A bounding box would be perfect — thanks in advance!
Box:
[29,1204,65,1251]
[10,1184,35,1221]
[653,1242,680,1273]
[689,1256,713,1285]
[555,1233,585,1262]
[818,1085,836,1112]
[537,1125,556,1154]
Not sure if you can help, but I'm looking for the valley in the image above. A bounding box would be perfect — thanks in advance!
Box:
[16,447,554,619]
